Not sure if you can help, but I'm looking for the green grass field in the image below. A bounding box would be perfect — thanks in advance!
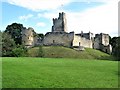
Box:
[2,57,118,88]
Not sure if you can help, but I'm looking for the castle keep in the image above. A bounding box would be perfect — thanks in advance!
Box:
[22,12,112,54]
[52,12,67,32]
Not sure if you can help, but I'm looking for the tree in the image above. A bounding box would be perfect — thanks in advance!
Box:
[38,33,44,39]
[38,46,44,57]
[114,37,120,60]
[110,37,120,60]
[0,31,2,56]
[2,32,16,56]
[110,37,117,48]
[4,23,25,45]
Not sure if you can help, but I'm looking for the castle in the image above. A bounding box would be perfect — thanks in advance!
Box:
[22,12,112,54]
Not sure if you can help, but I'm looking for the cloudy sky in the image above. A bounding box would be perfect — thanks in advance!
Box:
[1,0,119,37]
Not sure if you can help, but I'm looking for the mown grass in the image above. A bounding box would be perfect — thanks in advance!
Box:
[0,58,2,89]
[27,46,114,60]
[2,57,118,88]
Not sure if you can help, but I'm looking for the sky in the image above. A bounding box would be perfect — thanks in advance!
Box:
[1,0,119,37]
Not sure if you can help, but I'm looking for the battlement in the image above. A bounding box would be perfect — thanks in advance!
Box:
[76,31,94,40]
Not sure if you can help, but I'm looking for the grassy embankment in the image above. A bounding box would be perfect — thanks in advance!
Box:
[27,46,114,60]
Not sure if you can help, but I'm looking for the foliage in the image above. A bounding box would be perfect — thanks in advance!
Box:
[113,37,120,60]
[2,57,118,88]
[38,33,44,39]
[12,45,28,57]
[110,37,120,60]
[4,23,24,45]
[110,37,117,48]
[2,32,16,57]
[38,46,44,57]
[1,32,27,57]
[0,31,2,56]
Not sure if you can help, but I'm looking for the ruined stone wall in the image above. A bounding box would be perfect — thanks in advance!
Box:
[43,32,74,47]
[33,35,39,46]
[94,34,101,49]
[101,45,112,54]
[73,35,93,48]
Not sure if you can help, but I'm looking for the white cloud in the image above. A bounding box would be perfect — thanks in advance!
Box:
[37,1,118,37]
[71,0,118,3]
[3,0,72,11]
[19,14,33,21]
[5,0,118,11]
[38,12,58,19]
[3,0,119,37]
[36,22,46,27]
[66,1,118,37]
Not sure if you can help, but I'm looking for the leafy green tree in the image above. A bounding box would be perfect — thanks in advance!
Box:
[110,37,117,48]
[114,37,120,60]
[110,37,120,60]
[38,46,44,57]
[38,33,44,39]
[2,32,16,56]
[0,31,2,56]
[4,23,25,45]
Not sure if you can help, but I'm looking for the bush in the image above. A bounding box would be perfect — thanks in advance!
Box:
[38,46,44,57]
[12,45,27,57]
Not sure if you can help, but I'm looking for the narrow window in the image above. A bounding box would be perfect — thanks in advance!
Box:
[79,42,81,46]
[53,40,55,43]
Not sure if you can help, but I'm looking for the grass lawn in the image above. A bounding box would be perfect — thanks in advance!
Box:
[2,57,118,88]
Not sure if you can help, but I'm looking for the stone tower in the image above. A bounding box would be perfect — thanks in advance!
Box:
[22,27,34,47]
[101,33,109,46]
[94,33,109,49]
[52,12,67,32]
[94,33,112,54]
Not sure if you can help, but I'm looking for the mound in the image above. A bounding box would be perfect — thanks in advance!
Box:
[27,46,114,60]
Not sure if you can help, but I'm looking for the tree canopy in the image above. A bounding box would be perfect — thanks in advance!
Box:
[4,23,25,45]
[110,36,120,60]
[2,32,16,56]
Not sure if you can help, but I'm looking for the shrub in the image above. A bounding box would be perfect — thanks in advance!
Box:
[38,46,44,57]
[12,45,27,57]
